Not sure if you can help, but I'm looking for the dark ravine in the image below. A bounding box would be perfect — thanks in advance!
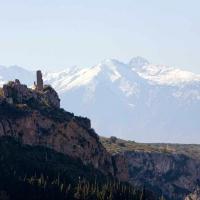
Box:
[101,137,200,200]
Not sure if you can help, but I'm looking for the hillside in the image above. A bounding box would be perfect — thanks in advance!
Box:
[0,136,157,200]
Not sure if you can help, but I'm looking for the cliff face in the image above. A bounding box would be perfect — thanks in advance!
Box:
[121,151,200,200]
[101,137,200,200]
[0,81,113,175]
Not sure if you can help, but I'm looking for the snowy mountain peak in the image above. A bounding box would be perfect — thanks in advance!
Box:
[98,59,126,70]
[129,56,150,69]
[97,59,140,83]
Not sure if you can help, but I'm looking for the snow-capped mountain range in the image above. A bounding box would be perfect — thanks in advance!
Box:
[0,57,200,143]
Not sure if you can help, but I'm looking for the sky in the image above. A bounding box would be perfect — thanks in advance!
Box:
[0,0,200,72]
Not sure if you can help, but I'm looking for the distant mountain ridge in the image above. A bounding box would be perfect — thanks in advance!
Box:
[0,57,200,143]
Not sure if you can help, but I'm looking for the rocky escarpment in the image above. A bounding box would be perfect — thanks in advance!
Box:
[101,137,200,200]
[123,151,200,200]
[0,80,113,175]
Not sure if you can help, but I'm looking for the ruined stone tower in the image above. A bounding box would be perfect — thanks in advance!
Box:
[36,70,43,91]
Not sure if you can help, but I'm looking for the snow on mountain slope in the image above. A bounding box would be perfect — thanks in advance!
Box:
[43,67,92,93]
[137,64,200,85]
[52,59,200,143]
[44,59,143,98]
[129,57,200,86]
[0,58,200,143]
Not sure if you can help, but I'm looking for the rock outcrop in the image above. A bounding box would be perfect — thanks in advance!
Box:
[42,85,60,108]
[2,79,60,108]
[3,79,37,104]
[0,80,113,175]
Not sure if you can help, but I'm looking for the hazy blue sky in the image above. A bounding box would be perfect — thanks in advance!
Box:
[0,0,200,72]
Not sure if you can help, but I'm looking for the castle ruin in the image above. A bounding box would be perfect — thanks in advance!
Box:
[0,70,60,108]
[35,70,43,91]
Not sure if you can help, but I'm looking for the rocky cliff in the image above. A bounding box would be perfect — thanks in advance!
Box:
[122,151,200,200]
[101,137,200,200]
[0,80,113,175]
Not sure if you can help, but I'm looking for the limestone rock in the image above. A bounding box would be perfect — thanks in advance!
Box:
[42,85,60,108]
[112,153,129,181]
[112,151,200,200]
[3,80,37,104]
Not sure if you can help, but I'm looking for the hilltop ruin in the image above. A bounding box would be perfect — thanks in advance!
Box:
[0,70,60,108]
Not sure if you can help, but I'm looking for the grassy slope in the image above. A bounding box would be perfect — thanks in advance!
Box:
[100,136,200,159]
